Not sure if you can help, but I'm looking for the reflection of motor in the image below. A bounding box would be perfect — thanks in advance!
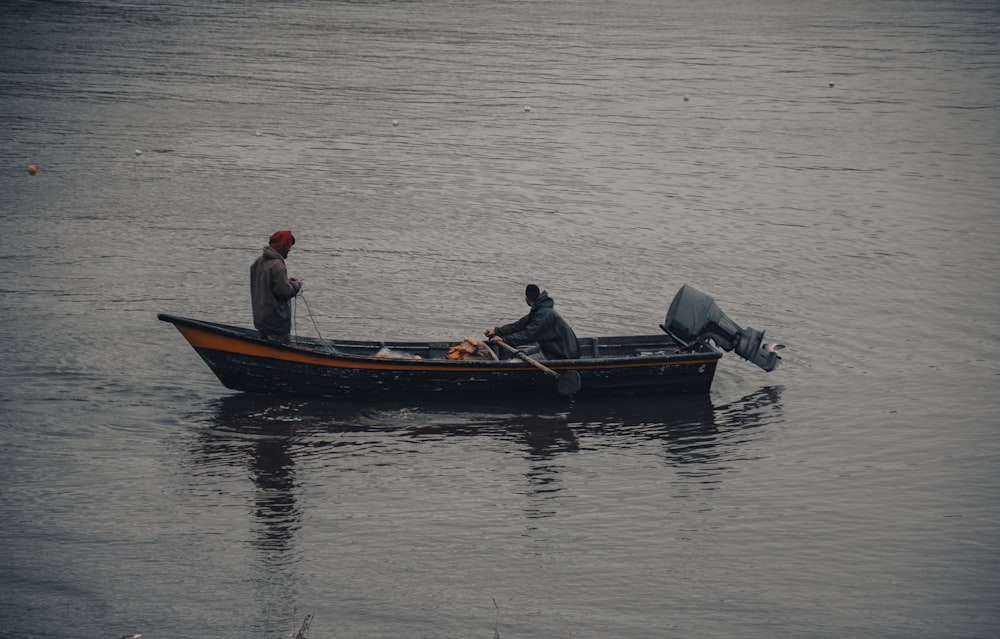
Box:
[661,284,783,372]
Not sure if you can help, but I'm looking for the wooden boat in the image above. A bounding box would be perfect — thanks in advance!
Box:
[158,284,781,399]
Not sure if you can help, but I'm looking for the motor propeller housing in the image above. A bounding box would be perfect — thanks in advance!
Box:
[661,284,782,372]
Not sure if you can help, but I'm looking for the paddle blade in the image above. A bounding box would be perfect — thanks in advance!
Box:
[557,369,582,396]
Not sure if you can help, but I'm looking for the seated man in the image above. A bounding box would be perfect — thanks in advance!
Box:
[485,284,580,359]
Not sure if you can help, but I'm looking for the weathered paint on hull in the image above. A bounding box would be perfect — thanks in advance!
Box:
[160,313,720,399]
[193,347,718,398]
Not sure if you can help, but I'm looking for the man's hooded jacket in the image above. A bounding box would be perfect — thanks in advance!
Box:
[494,291,580,359]
[250,243,300,338]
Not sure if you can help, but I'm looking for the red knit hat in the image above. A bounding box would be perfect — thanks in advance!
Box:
[268,230,295,257]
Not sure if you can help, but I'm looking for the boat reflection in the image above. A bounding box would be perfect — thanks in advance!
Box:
[185,386,782,610]
[192,387,783,533]
[200,386,783,467]
[567,387,784,470]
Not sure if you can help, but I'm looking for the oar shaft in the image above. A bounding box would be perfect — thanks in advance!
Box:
[494,340,558,378]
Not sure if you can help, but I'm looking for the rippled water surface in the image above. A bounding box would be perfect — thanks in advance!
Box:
[1,1,998,637]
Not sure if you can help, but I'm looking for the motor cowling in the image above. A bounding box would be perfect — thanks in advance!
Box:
[661,284,781,372]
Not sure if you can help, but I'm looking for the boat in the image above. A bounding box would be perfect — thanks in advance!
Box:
[158,284,782,399]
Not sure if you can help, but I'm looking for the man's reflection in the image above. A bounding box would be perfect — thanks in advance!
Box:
[193,396,314,567]
[492,414,579,519]
[248,427,300,563]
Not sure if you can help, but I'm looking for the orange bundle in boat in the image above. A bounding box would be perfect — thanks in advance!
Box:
[446,337,498,361]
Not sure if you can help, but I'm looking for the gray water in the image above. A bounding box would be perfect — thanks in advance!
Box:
[2,0,999,637]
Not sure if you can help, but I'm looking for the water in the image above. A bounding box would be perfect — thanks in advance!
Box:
[1,0,999,637]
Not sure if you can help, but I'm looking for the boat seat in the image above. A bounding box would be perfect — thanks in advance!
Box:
[498,343,542,360]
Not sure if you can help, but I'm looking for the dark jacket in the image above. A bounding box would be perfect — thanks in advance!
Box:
[250,246,301,338]
[494,291,580,359]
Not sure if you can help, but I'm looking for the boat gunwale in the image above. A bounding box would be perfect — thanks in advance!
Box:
[157,312,723,373]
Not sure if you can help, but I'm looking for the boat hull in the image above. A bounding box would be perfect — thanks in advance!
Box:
[159,314,720,399]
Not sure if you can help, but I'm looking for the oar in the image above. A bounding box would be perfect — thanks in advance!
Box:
[493,339,582,396]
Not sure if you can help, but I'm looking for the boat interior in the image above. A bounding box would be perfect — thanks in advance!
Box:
[293,333,711,362]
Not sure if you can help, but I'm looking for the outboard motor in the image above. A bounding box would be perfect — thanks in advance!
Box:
[661,284,782,372]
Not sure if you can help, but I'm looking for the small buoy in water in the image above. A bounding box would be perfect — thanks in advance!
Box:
[392,119,398,126]
[524,105,531,112]
[135,149,142,156]
[255,130,262,136]
[829,82,835,88]
[683,95,689,102]
[27,165,36,174]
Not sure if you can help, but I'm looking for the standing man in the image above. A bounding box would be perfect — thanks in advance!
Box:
[250,230,302,344]
[485,284,581,359]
